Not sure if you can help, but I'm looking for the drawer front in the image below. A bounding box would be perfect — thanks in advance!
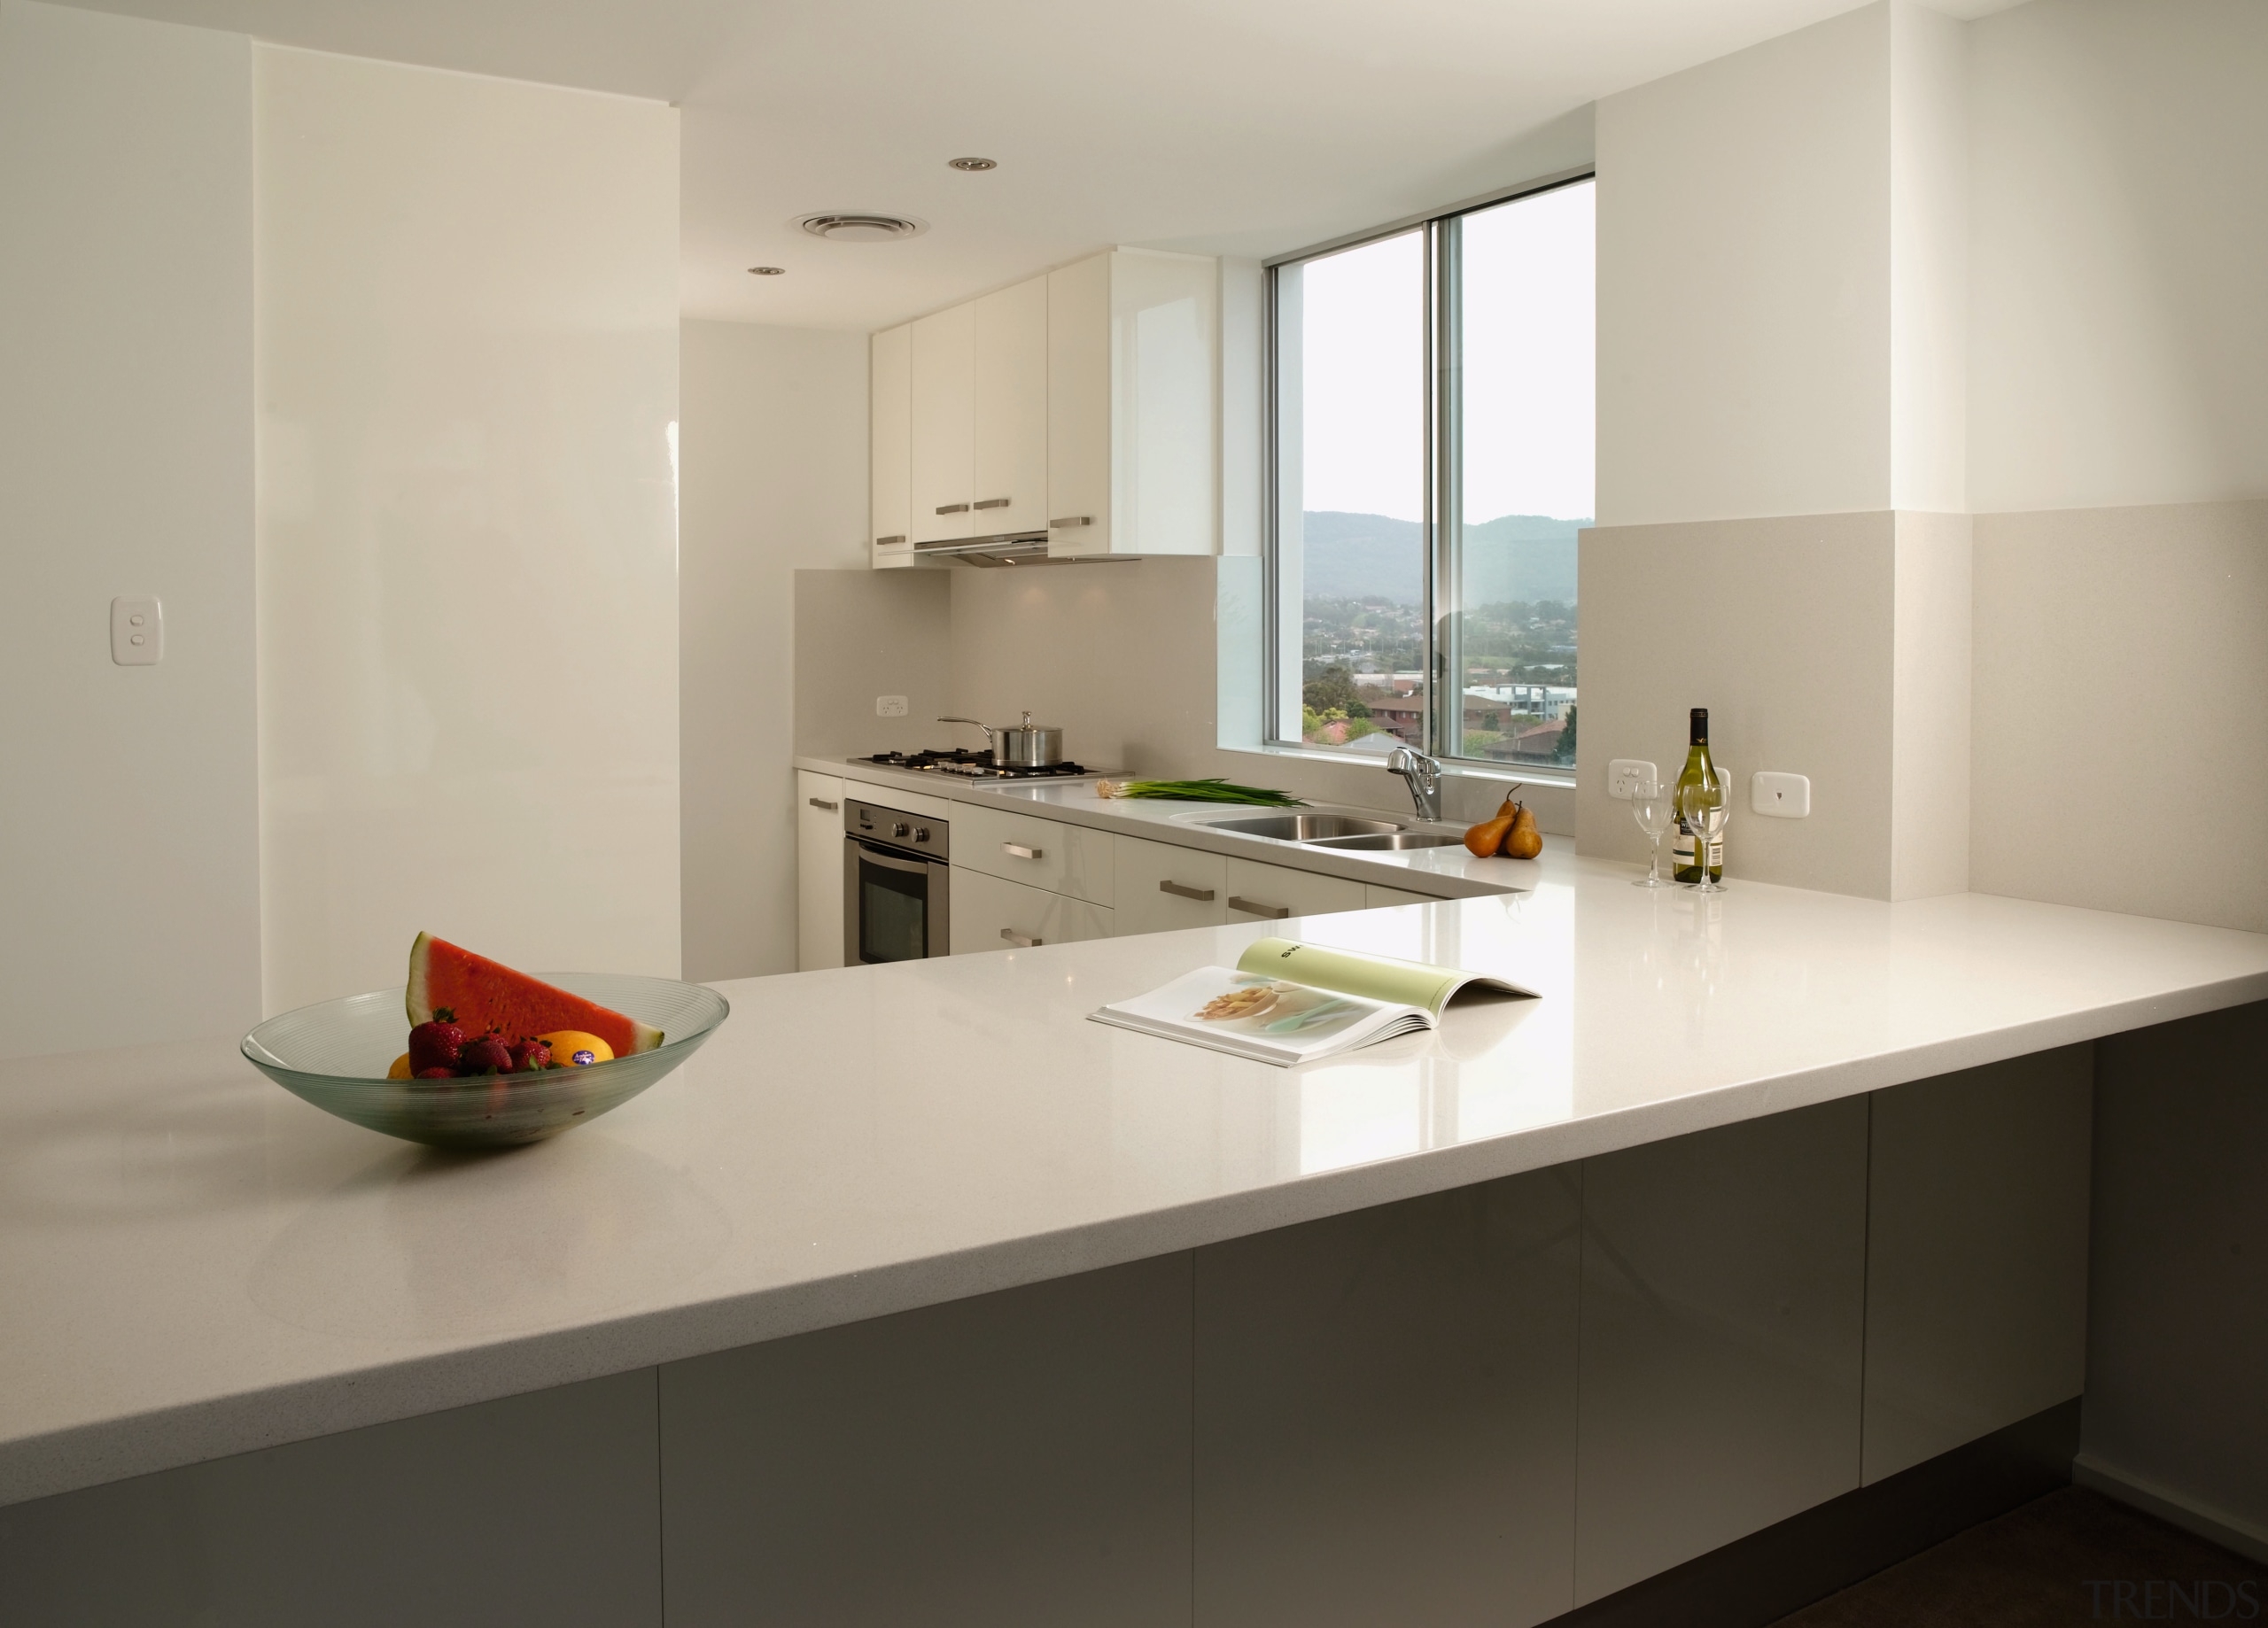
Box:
[1114,835,1230,935]
[949,867,1115,955]
[953,802,1115,904]
[1221,858,1366,924]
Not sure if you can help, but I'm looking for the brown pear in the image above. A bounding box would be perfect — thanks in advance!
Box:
[1463,792,1521,857]
[1503,802,1543,859]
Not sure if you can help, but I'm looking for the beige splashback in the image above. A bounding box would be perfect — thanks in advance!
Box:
[1576,513,1900,897]
[1889,510,1973,901]
[793,570,951,759]
[1971,499,2268,934]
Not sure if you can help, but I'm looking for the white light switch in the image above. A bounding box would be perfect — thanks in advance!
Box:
[875,695,908,718]
[111,596,163,666]
[1606,758,1658,800]
[1751,771,1810,818]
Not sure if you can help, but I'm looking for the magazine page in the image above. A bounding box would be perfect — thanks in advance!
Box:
[1232,937,1534,1017]
[1089,966,1430,1066]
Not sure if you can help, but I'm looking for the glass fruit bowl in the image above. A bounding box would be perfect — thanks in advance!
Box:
[242,973,730,1150]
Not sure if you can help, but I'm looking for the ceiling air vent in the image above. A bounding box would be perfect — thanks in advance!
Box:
[798,213,926,243]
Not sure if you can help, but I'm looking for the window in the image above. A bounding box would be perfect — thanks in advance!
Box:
[1269,175,1594,773]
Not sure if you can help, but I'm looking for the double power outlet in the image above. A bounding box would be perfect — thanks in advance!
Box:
[1607,757,1811,818]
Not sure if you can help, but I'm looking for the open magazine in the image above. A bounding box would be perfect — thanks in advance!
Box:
[1089,936,1535,1066]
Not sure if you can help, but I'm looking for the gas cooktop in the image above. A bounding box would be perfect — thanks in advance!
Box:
[856,748,1099,780]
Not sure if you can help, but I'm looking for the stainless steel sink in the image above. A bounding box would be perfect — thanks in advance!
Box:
[1303,831,1468,851]
[1200,813,1405,841]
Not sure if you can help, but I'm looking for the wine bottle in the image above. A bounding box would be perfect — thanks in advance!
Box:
[1672,708,1724,884]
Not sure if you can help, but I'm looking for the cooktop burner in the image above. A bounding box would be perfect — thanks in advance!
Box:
[859,748,1092,779]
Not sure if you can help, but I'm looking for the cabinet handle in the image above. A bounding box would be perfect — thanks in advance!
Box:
[1050,516,1092,529]
[972,497,1010,510]
[1226,895,1289,919]
[1000,927,1041,948]
[874,534,906,547]
[936,502,969,515]
[1002,842,1043,860]
[809,798,838,811]
[1159,880,1216,902]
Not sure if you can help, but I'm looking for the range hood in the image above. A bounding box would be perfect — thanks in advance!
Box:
[913,531,1132,567]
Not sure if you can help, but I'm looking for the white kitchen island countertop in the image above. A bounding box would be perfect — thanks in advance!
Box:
[4,844,2265,1508]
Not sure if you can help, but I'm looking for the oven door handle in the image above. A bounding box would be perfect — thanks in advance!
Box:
[849,838,938,873]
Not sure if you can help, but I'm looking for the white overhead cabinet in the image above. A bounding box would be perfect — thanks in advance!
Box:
[870,324,914,568]
[1046,249,1218,558]
[868,249,1219,566]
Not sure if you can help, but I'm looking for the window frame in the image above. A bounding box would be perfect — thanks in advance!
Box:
[1262,167,1595,780]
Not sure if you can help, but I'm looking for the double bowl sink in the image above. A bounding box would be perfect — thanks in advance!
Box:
[1199,812,1466,852]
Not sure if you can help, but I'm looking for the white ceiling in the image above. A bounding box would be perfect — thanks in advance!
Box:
[63,0,2026,331]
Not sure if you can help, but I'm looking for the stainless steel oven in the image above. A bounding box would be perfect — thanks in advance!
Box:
[843,798,951,963]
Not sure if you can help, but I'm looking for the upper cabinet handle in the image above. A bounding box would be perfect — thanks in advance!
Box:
[972,497,1011,510]
[1226,895,1290,919]
[1159,880,1216,902]
[1000,927,1041,948]
[1050,516,1092,529]
[1002,842,1043,860]
[874,534,906,547]
[809,798,839,811]
[936,502,970,515]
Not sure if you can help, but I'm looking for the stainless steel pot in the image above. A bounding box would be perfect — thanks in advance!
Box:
[937,711,1066,767]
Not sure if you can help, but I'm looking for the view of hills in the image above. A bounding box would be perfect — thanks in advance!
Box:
[1294,510,1583,606]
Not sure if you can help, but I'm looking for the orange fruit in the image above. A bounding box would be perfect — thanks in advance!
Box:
[539,1029,614,1067]
[386,1053,413,1080]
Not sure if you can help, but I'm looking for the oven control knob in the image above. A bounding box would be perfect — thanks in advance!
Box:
[892,822,910,838]
[913,826,930,842]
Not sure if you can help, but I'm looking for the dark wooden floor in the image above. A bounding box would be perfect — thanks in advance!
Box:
[1770,1488,2267,1626]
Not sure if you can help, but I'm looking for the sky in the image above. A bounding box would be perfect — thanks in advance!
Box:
[1294,178,1595,524]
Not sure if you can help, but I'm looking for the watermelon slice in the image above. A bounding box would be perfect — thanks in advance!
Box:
[405,933,664,1056]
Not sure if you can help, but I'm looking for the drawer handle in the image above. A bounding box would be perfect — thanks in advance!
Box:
[1227,895,1289,919]
[936,502,970,515]
[1049,516,1092,529]
[874,535,906,547]
[1159,880,1216,902]
[1002,842,1043,860]
[973,497,1011,510]
[809,797,839,811]
[1000,927,1041,948]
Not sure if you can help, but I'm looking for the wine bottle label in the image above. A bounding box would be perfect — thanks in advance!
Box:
[1673,828,1696,871]
[1708,840,1723,870]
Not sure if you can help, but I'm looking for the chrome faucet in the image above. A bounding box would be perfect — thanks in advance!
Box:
[1386,745,1443,823]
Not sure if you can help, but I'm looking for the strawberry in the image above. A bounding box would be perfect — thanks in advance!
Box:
[408,1007,467,1074]
[455,1033,513,1076]
[507,1036,554,1074]
[414,1066,455,1081]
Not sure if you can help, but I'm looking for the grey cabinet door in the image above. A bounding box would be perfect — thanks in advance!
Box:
[1575,1097,1869,1603]
[1194,1170,1581,1628]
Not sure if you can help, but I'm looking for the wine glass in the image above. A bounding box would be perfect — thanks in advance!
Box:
[1688,796,1731,895]
[1630,783,1674,888]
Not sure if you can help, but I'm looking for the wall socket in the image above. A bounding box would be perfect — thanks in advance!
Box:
[875,695,908,717]
[1751,771,1811,818]
[1606,758,1658,800]
[111,596,163,665]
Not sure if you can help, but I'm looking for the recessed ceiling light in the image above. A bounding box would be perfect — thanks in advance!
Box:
[798,213,927,243]
[747,266,786,275]
[947,157,998,172]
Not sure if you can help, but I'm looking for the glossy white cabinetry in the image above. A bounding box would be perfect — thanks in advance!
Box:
[796,771,846,970]
[971,276,1049,539]
[1195,1171,1581,1628]
[1860,1047,2093,1483]
[661,1256,1192,1627]
[1573,1097,1868,1604]
[953,801,1115,904]
[909,303,976,545]
[869,324,914,567]
[1046,249,1219,558]
[1364,884,1439,909]
[951,867,1115,955]
[1114,835,1231,934]
[1221,857,1365,924]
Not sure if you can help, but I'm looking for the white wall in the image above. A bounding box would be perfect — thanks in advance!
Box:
[0,1,261,1056]
[1595,4,1891,527]
[255,46,681,1012]
[1887,3,1968,515]
[1968,0,2268,515]
[680,321,869,981]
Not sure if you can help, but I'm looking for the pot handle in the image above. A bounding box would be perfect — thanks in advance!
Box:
[937,717,998,751]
